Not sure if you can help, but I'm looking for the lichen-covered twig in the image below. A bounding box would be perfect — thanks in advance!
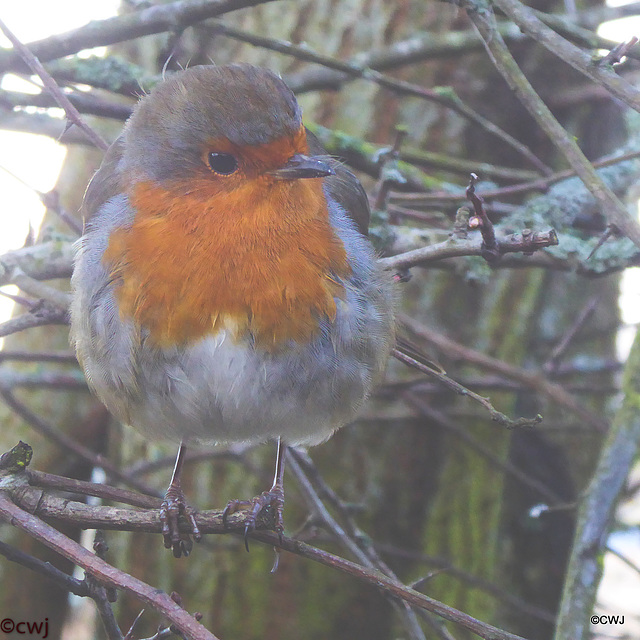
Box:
[554,329,640,640]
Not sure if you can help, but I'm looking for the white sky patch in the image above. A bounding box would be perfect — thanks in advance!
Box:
[0,1,119,341]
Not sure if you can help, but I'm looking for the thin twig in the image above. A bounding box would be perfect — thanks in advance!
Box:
[0,539,89,596]
[373,127,409,212]
[402,393,562,505]
[0,165,83,234]
[493,0,640,112]
[0,350,77,364]
[375,542,556,624]
[286,450,429,640]
[0,369,86,392]
[466,174,499,262]
[27,470,161,510]
[606,544,640,578]
[0,241,75,286]
[398,314,609,432]
[597,36,639,66]
[0,305,69,338]
[463,1,640,249]
[390,149,640,204]
[393,348,542,429]
[544,295,599,373]
[0,19,109,151]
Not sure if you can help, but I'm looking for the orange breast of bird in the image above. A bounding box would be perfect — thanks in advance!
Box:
[103,138,351,349]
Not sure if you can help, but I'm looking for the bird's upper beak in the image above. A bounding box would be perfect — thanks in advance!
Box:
[268,154,335,180]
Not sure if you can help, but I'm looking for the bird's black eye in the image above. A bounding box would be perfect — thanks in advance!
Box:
[207,152,238,175]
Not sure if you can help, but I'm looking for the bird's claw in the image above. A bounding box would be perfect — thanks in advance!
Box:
[222,485,285,551]
[159,484,201,558]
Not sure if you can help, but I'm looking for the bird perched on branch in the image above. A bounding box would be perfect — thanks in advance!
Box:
[71,63,395,557]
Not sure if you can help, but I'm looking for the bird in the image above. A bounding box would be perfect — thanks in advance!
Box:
[70,63,395,557]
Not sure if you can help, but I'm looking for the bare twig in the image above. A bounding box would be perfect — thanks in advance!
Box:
[606,544,640,578]
[286,450,428,640]
[544,296,599,373]
[463,1,640,249]
[0,241,74,286]
[0,304,69,338]
[0,19,109,151]
[390,149,640,204]
[378,228,558,272]
[0,539,89,596]
[399,314,609,432]
[0,369,86,392]
[393,348,542,429]
[375,542,556,624]
[2,264,72,309]
[27,470,161,510]
[492,0,640,112]
[466,174,499,262]
[0,349,77,364]
[373,127,409,212]
[402,393,561,505]
[596,36,639,66]
[0,165,83,234]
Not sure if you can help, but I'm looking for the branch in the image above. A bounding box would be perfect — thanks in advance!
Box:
[0,492,218,640]
[0,0,279,73]
[466,174,499,262]
[0,240,74,285]
[390,149,640,204]
[493,0,640,113]
[401,393,562,505]
[0,369,85,392]
[1,88,134,121]
[554,328,640,640]
[0,539,89,596]
[534,11,640,62]
[286,449,429,640]
[378,228,558,271]
[1,473,527,640]
[463,1,640,249]
[0,306,68,338]
[0,111,101,147]
[0,349,77,364]
[375,542,556,624]
[0,18,109,151]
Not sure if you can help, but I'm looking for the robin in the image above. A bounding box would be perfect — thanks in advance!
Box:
[70,63,395,557]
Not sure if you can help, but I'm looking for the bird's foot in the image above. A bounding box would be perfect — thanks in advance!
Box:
[159,483,201,558]
[222,484,284,551]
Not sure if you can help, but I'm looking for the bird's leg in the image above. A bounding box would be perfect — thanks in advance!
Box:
[223,438,286,550]
[159,442,201,558]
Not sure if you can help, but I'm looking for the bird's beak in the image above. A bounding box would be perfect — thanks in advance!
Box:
[268,154,335,180]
